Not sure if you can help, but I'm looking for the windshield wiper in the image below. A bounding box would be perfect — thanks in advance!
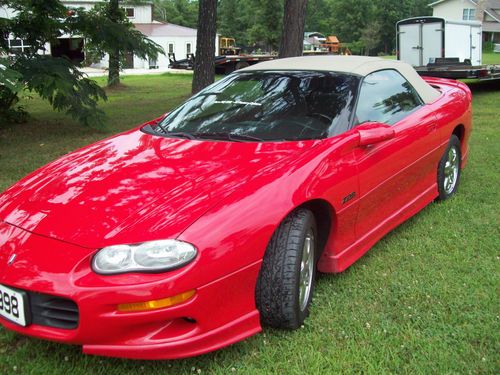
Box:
[192,132,265,142]
[147,122,197,140]
[161,131,197,140]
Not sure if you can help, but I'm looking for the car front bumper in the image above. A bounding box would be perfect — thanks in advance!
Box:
[0,222,262,359]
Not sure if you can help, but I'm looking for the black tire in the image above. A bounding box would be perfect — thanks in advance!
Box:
[255,209,318,329]
[437,135,462,201]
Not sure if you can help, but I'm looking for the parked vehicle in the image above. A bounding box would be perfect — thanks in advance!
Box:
[397,16,482,66]
[0,56,472,360]
[168,51,276,74]
[397,16,499,80]
[219,37,241,56]
[169,36,276,74]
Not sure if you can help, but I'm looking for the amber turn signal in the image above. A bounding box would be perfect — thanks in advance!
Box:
[117,290,196,312]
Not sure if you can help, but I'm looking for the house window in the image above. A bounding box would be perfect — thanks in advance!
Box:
[186,42,192,55]
[463,8,476,20]
[124,7,135,18]
[8,38,31,54]
[168,43,174,54]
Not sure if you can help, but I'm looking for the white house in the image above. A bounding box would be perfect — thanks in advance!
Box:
[1,0,218,69]
[429,0,500,43]
[133,23,199,69]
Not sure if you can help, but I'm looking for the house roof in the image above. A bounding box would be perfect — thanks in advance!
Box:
[483,21,500,30]
[477,0,500,22]
[429,0,500,22]
[134,23,197,37]
[241,56,440,104]
[428,0,474,7]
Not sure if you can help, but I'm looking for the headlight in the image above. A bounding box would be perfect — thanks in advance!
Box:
[92,240,197,275]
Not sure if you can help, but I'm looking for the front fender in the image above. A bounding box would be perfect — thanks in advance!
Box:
[177,132,360,285]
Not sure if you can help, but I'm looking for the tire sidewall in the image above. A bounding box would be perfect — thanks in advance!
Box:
[294,212,318,323]
[437,135,462,201]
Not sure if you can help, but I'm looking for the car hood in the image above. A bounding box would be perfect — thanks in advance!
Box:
[0,128,318,249]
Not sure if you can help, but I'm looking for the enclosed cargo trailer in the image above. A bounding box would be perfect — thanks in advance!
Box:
[397,16,499,81]
[397,17,482,66]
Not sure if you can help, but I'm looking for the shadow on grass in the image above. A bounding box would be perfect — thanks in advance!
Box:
[464,79,500,92]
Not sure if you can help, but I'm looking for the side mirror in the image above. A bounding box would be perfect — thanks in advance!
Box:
[356,122,395,146]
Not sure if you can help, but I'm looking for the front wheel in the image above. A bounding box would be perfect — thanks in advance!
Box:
[437,135,462,201]
[255,209,317,329]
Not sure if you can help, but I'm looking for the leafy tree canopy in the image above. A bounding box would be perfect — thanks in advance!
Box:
[0,0,107,126]
[153,0,198,28]
[215,0,432,54]
[0,0,163,126]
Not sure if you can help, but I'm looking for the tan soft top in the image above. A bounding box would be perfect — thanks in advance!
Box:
[240,55,440,104]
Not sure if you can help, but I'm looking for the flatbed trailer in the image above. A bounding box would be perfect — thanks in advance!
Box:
[415,66,500,80]
[413,59,500,81]
[168,53,276,74]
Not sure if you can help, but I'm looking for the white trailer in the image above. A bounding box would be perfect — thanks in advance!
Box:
[397,17,482,67]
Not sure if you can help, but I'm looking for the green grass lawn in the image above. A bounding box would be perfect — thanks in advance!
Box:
[0,74,498,374]
[482,52,500,65]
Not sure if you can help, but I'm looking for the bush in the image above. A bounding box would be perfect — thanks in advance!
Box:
[483,41,494,52]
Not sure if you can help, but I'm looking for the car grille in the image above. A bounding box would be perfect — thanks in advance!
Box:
[29,292,79,330]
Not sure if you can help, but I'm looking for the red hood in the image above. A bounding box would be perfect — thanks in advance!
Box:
[0,128,317,248]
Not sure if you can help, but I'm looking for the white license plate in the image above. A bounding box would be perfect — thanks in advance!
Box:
[0,284,27,326]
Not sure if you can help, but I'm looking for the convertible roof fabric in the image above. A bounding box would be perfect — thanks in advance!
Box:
[241,56,441,104]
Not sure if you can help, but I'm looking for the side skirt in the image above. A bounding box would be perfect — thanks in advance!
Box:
[317,183,437,273]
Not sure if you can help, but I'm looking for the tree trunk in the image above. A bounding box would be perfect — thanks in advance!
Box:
[192,0,217,94]
[107,0,121,87]
[279,0,308,58]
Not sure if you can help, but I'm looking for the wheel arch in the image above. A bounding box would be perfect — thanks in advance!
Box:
[294,199,336,259]
[452,124,465,146]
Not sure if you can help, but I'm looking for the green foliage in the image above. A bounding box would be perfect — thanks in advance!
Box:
[72,3,164,64]
[1,0,69,53]
[14,56,107,126]
[0,0,164,125]
[360,21,382,55]
[153,0,199,27]
[0,0,109,126]
[0,61,22,93]
[250,0,283,51]
[331,0,432,52]
[70,1,164,86]
[155,0,433,54]
[0,60,28,123]
[331,0,374,44]
[483,41,494,52]
[305,0,336,34]
[216,0,434,54]
[217,0,284,51]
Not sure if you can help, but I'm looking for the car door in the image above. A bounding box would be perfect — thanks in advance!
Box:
[353,69,438,239]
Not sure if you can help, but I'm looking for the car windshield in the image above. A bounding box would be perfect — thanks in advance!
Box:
[154,71,360,142]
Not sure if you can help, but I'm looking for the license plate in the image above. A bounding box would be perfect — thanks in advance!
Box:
[0,284,28,326]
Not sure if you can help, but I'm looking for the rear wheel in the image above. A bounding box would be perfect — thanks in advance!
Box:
[256,209,317,329]
[437,135,462,201]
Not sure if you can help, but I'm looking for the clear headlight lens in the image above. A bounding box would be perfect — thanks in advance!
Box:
[92,240,197,275]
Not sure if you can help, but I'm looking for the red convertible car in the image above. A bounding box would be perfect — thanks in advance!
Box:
[0,56,471,359]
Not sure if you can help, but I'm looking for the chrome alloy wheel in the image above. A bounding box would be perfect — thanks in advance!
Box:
[444,146,459,194]
[299,230,315,311]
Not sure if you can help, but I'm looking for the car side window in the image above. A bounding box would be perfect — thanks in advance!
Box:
[355,69,423,125]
